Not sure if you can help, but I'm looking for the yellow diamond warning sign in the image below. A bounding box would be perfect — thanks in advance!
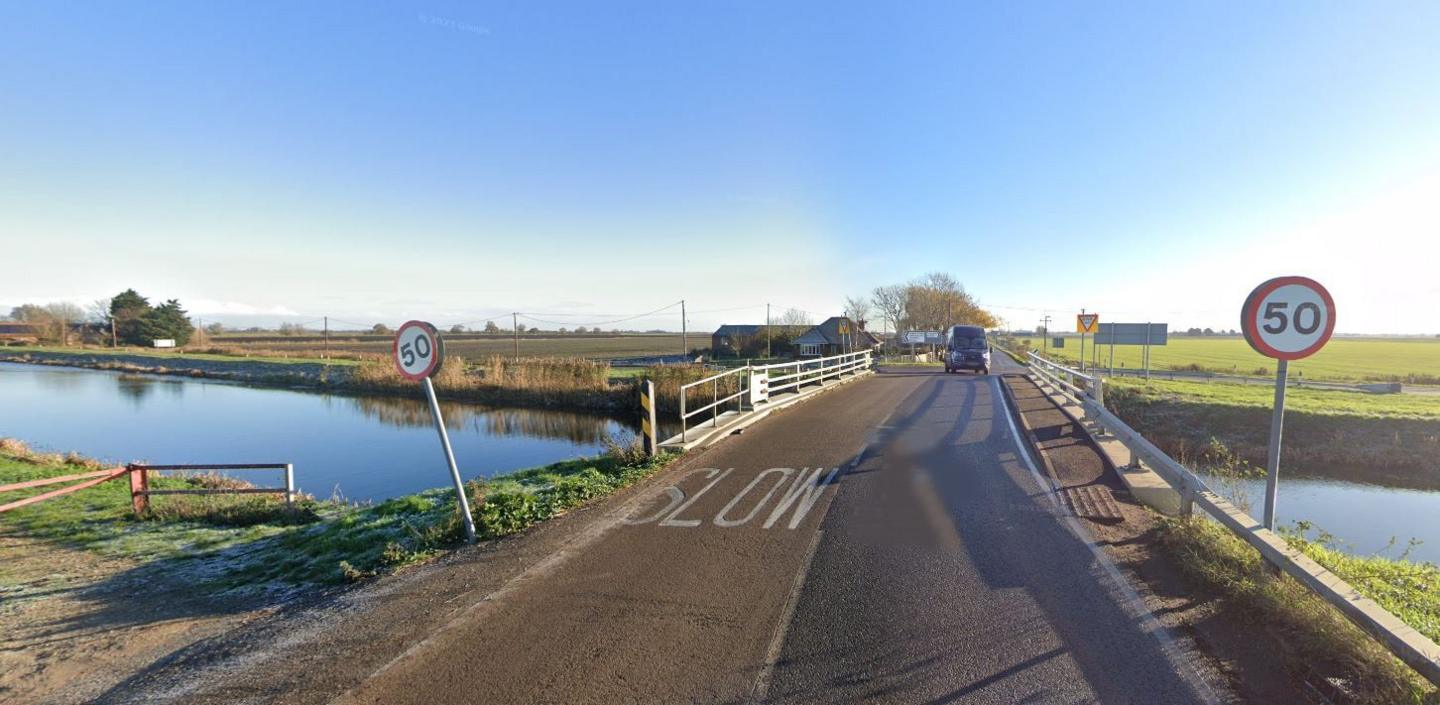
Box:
[1076,313,1099,333]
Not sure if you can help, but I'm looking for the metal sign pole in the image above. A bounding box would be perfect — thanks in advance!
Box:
[423,377,477,543]
[1144,323,1152,382]
[1262,359,1289,531]
[1108,330,1116,377]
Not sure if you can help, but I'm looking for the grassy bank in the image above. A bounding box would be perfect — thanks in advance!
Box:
[1104,378,1440,488]
[1158,518,1438,704]
[0,438,680,593]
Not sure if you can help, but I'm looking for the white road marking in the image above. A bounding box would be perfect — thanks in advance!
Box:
[764,468,840,530]
[622,486,685,525]
[991,375,1222,705]
[714,468,795,528]
[659,468,733,527]
[751,513,827,701]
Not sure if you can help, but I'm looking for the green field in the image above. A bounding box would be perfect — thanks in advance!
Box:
[1029,336,1440,385]
[1108,377,1440,419]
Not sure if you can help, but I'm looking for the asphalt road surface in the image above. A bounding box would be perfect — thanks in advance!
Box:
[337,356,1214,704]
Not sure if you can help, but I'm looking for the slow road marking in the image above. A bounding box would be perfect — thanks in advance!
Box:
[625,467,840,530]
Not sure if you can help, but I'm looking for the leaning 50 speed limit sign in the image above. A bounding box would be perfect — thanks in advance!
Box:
[392,321,476,542]
[1240,276,1335,532]
[393,320,445,380]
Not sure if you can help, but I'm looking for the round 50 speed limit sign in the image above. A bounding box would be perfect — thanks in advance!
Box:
[393,320,445,380]
[1241,276,1335,360]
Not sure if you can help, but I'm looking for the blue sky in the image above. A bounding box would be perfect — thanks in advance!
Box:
[2,2,1437,333]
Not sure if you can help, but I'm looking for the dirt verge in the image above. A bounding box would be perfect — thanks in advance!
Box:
[1001,373,1316,704]
[0,531,273,705]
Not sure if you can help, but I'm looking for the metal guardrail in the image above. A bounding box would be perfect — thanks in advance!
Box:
[759,350,871,396]
[1024,352,1440,686]
[677,350,872,443]
[678,366,750,443]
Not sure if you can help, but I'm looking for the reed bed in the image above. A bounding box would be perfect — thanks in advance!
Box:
[641,364,742,415]
[348,355,627,409]
[481,355,611,391]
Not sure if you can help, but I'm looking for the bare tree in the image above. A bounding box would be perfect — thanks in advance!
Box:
[843,296,872,328]
[88,298,113,325]
[871,285,907,336]
[45,302,84,345]
[904,272,997,330]
[777,308,813,331]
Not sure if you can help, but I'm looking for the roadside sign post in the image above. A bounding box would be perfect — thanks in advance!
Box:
[1075,312,1099,372]
[639,379,659,456]
[394,320,477,543]
[1144,323,1152,382]
[1240,277,1336,531]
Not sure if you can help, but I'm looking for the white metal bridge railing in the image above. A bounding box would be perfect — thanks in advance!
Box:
[678,350,872,443]
[1023,351,1440,686]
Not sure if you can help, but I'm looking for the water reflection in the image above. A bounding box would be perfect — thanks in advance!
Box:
[0,362,653,502]
[346,394,629,445]
[1200,472,1440,565]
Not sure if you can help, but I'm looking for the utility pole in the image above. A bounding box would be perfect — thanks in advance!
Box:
[323,316,329,360]
[766,303,772,360]
[512,312,519,357]
[680,300,687,359]
[1040,315,1052,355]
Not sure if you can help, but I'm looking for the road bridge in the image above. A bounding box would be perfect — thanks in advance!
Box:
[322,354,1217,705]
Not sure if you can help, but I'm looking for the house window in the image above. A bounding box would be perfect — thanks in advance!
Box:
[801,344,820,356]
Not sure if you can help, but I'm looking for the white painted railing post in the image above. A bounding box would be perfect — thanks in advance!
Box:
[284,463,295,510]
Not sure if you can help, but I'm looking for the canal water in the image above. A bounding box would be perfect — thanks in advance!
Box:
[1198,472,1440,565]
[0,362,670,503]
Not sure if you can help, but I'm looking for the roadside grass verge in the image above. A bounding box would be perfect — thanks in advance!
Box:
[1109,377,1440,419]
[1282,522,1440,648]
[1104,380,1440,487]
[1,437,681,593]
[1157,518,1438,704]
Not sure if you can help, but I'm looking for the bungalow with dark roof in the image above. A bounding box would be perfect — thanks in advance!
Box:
[711,324,766,357]
[792,317,881,357]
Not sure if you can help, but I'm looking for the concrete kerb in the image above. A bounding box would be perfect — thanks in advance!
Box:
[659,369,875,451]
[1025,372,1182,516]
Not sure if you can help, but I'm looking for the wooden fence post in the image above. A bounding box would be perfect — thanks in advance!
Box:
[128,464,149,515]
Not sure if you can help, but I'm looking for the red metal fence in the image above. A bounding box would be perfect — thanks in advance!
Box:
[0,463,295,515]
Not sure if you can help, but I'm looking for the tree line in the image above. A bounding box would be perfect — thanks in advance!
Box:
[848,272,998,337]
[5,289,195,346]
